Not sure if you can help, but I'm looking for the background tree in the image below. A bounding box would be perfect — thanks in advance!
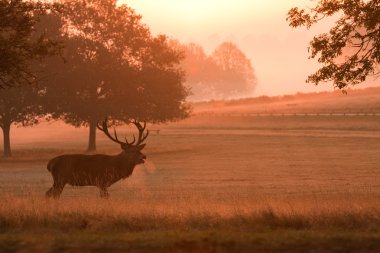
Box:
[0,0,59,88]
[211,42,257,99]
[44,0,190,152]
[172,41,257,101]
[172,42,219,101]
[287,0,380,89]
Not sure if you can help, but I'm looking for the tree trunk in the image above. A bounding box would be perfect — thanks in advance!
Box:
[87,120,97,152]
[2,121,12,157]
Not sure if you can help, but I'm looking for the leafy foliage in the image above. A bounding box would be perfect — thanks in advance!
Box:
[0,85,44,127]
[287,0,380,89]
[0,0,60,88]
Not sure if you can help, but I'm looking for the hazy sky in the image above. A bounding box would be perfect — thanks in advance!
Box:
[121,0,379,96]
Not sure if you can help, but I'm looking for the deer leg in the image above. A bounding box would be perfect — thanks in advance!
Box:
[46,182,65,199]
[99,187,109,199]
[45,187,54,198]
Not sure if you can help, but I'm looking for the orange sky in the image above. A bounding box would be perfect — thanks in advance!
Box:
[121,0,379,96]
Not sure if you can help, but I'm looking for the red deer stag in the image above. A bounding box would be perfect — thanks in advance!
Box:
[46,118,149,199]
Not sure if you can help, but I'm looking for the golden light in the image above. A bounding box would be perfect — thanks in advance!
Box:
[119,0,291,25]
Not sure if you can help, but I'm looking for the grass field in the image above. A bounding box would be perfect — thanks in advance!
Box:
[1,109,380,252]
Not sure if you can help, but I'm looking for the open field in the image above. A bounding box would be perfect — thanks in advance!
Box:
[193,87,380,116]
[1,90,380,252]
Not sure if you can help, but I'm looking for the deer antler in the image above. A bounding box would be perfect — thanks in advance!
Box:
[97,118,149,147]
[97,118,126,145]
[131,120,149,146]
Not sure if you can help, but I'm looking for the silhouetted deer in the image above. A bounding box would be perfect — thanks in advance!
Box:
[46,118,149,199]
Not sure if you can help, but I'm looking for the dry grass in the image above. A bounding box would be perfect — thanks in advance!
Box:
[0,192,379,232]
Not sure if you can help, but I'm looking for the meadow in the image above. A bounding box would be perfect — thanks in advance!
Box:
[0,91,380,252]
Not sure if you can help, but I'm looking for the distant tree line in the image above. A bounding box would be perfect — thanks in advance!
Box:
[0,0,190,157]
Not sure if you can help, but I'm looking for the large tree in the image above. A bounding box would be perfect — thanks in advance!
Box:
[0,2,61,157]
[44,0,190,152]
[0,0,59,88]
[287,0,380,89]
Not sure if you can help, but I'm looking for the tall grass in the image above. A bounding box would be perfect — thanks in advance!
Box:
[1,191,379,232]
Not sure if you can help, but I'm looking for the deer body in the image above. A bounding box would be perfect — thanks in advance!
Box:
[48,153,140,185]
[46,119,148,199]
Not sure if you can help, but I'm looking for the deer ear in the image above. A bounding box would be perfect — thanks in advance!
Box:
[138,144,146,151]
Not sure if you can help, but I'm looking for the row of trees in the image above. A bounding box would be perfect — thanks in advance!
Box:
[174,41,257,101]
[0,0,190,156]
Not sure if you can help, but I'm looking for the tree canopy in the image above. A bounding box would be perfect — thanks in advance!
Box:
[43,0,190,151]
[287,0,380,90]
[0,0,60,88]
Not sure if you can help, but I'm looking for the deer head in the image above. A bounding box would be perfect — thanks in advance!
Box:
[97,118,149,164]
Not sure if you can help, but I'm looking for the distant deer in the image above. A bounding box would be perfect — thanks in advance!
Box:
[46,118,149,199]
